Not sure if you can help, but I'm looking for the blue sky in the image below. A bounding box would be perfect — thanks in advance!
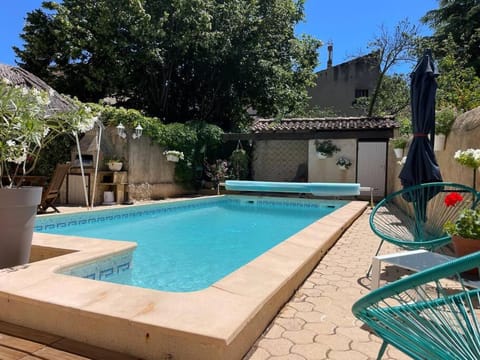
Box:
[1,1,438,73]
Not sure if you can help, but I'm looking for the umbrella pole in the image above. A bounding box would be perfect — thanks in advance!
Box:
[473,169,477,191]
[74,132,90,208]
[90,124,102,209]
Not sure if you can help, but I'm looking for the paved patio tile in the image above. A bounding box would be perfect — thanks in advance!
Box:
[245,209,411,360]
[256,338,293,356]
[282,329,316,344]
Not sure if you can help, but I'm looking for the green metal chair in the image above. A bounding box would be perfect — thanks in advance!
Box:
[367,182,480,277]
[353,251,480,360]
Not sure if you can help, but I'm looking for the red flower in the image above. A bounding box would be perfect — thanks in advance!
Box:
[445,192,463,207]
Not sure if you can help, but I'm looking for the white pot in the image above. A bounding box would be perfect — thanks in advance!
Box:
[316,152,328,159]
[338,165,347,170]
[434,134,446,152]
[0,187,42,268]
[107,162,123,171]
[393,148,404,159]
[103,191,115,204]
[166,154,180,162]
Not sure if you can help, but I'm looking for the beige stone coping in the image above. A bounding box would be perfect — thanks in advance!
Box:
[0,199,367,360]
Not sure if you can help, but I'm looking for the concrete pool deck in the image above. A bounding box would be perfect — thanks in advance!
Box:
[0,199,410,359]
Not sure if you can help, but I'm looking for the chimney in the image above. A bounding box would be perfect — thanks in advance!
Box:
[327,42,333,68]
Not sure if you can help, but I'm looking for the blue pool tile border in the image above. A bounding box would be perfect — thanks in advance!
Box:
[61,250,133,281]
[35,195,347,232]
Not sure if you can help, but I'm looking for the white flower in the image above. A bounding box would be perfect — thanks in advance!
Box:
[77,116,97,133]
[163,150,185,160]
[454,149,480,169]
[1,79,99,187]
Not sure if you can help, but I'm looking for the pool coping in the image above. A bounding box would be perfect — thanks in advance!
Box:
[0,197,367,359]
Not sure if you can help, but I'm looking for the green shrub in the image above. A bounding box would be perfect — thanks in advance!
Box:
[435,107,457,135]
[391,137,408,149]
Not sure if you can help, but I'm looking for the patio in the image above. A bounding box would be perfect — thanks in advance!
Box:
[0,204,411,360]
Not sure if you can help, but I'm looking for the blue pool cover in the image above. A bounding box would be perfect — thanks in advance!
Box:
[225,181,360,196]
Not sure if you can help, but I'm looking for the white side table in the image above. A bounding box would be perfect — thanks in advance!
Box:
[371,250,455,290]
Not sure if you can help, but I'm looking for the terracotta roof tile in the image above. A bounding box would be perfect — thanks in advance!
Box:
[250,116,399,133]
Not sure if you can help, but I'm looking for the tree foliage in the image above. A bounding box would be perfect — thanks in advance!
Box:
[353,74,410,116]
[14,0,322,130]
[365,19,420,116]
[421,0,480,76]
[417,33,480,112]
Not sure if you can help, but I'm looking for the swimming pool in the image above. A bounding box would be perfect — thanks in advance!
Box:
[4,198,367,359]
[35,195,346,291]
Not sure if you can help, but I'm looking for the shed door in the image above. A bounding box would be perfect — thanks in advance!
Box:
[357,141,387,198]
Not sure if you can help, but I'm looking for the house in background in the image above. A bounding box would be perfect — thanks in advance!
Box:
[308,44,380,116]
[225,116,399,200]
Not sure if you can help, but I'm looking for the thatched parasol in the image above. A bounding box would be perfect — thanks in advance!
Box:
[0,63,75,113]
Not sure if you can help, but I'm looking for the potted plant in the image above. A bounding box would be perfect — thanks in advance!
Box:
[204,159,229,193]
[315,139,340,159]
[336,156,352,170]
[391,137,408,159]
[0,77,96,268]
[454,149,480,169]
[105,158,123,171]
[434,108,456,151]
[163,150,184,163]
[443,192,480,275]
[229,148,249,180]
[454,148,480,189]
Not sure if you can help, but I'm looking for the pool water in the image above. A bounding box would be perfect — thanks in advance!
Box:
[36,196,345,291]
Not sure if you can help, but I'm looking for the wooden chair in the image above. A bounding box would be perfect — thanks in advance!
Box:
[367,182,480,277]
[37,163,71,213]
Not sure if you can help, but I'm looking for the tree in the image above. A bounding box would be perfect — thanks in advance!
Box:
[433,36,480,111]
[421,0,480,76]
[14,0,321,130]
[365,19,420,116]
[353,73,410,116]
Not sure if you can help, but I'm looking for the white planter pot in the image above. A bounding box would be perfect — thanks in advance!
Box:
[107,162,123,171]
[166,154,180,162]
[103,191,115,205]
[0,187,42,268]
[393,148,404,159]
[337,165,348,170]
[434,134,446,152]
[316,152,328,159]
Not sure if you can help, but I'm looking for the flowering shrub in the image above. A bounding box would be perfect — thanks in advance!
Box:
[0,78,96,187]
[336,156,352,169]
[163,150,185,160]
[204,159,229,183]
[444,192,463,207]
[443,192,480,239]
[454,149,480,169]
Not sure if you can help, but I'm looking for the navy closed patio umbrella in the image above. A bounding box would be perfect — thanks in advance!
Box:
[399,49,442,190]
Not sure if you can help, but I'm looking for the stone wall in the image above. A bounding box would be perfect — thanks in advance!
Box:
[61,127,186,205]
[125,130,185,200]
[390,106,480,193]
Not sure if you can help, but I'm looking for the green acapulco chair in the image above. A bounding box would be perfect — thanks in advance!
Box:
[353,251,480,360]
[367,182,480,277]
